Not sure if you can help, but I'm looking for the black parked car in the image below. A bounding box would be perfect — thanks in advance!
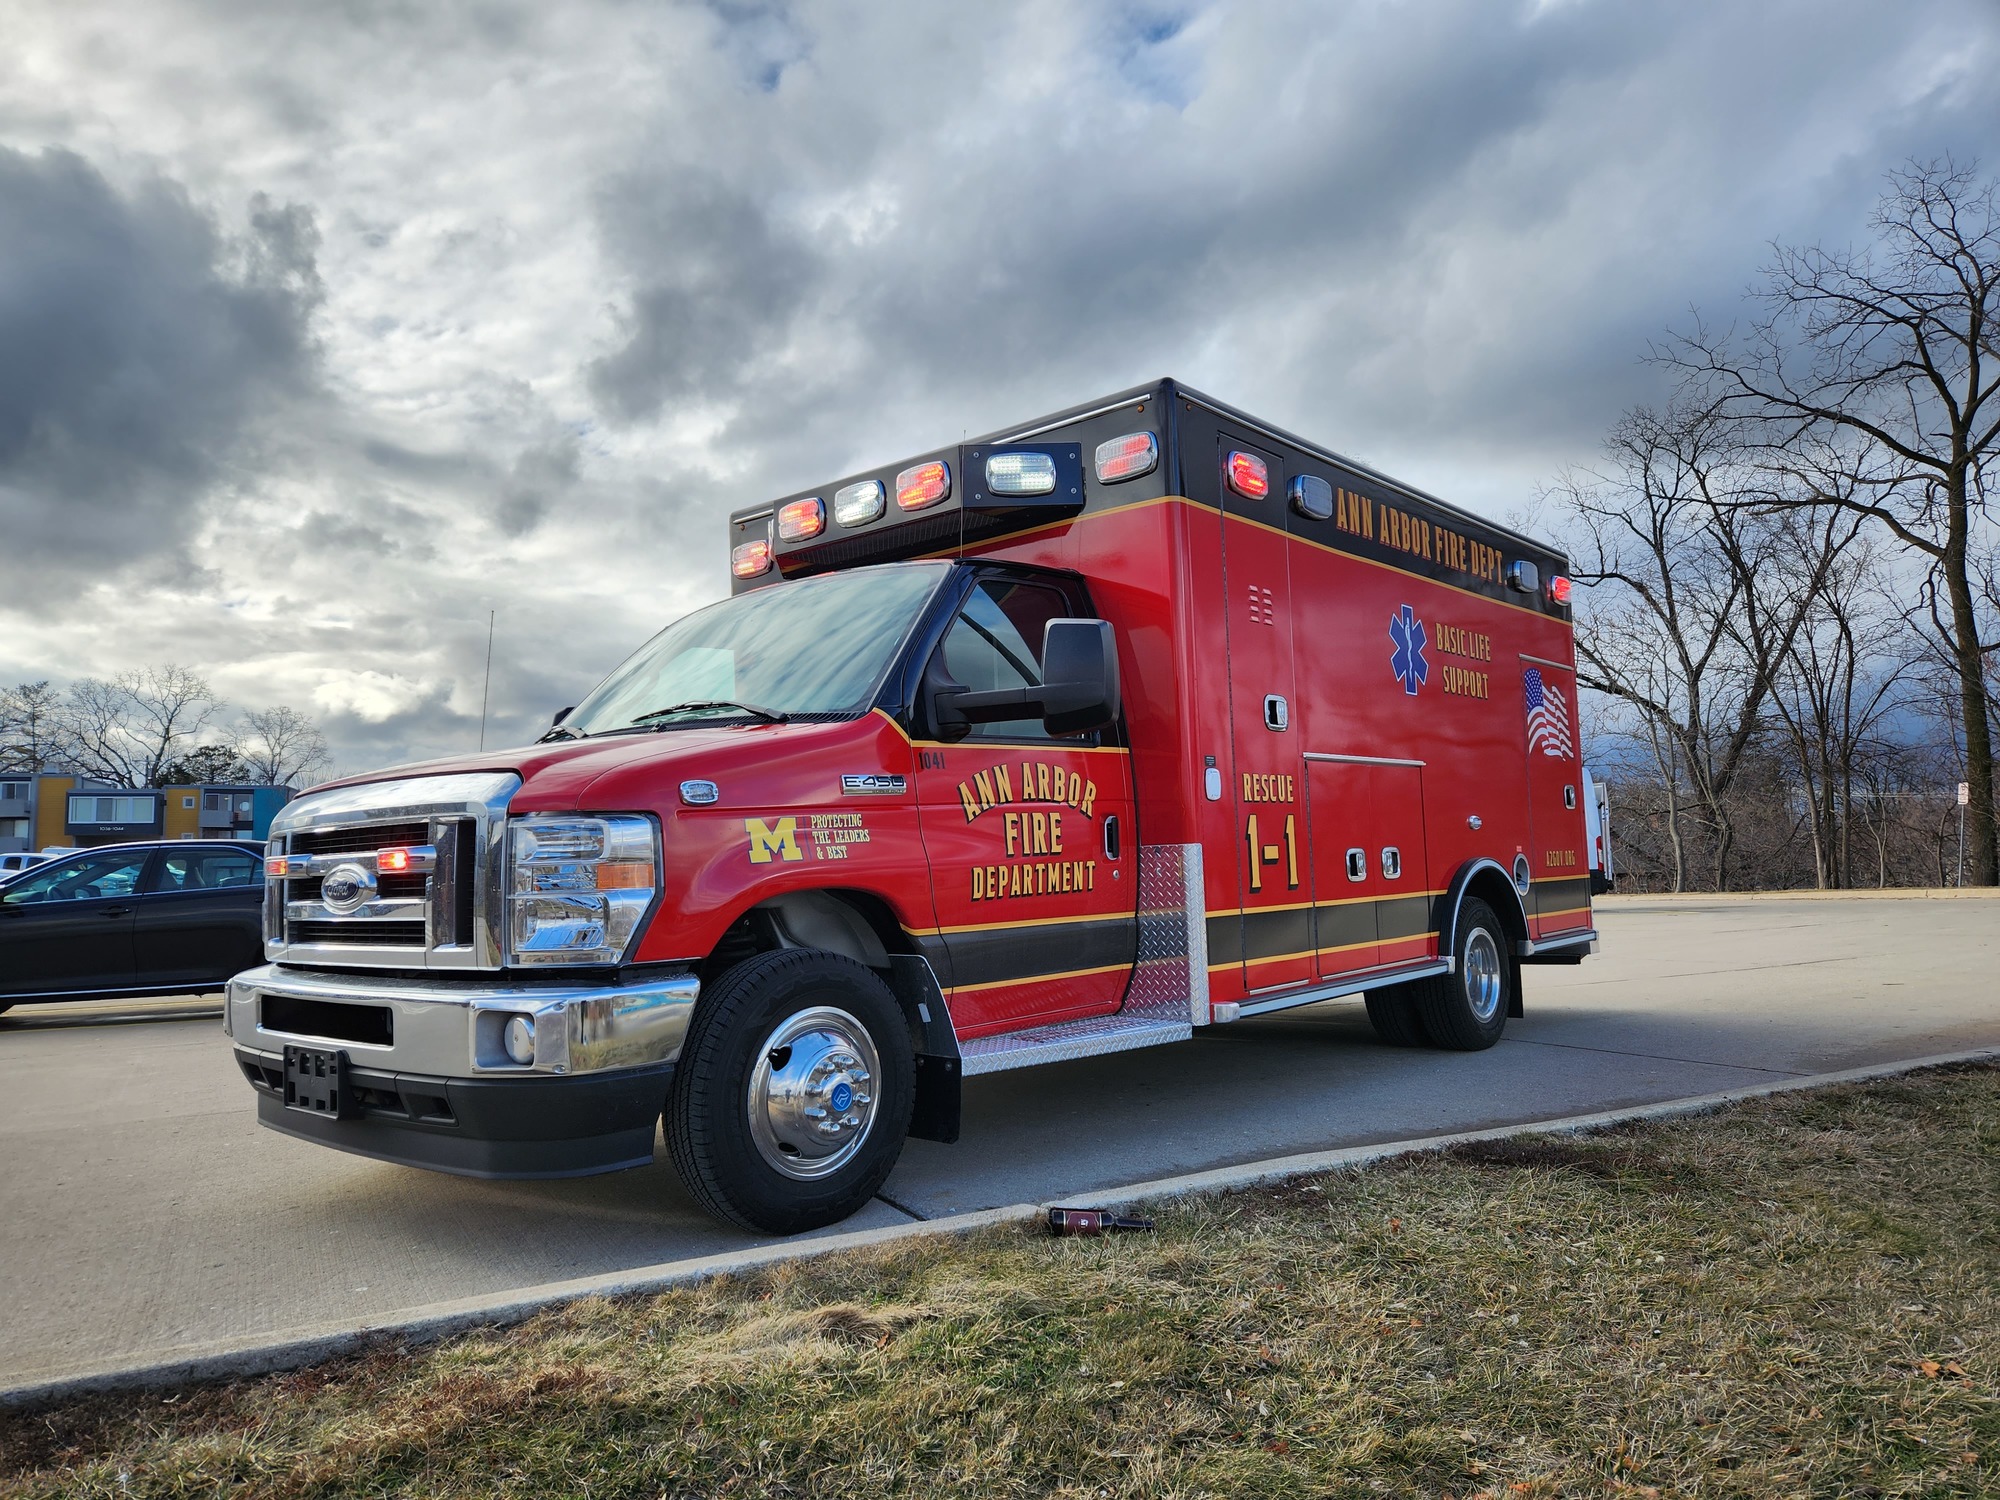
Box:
[0,841,265,1011]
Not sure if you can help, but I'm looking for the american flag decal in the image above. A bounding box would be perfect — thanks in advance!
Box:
[1524,668,1573,758]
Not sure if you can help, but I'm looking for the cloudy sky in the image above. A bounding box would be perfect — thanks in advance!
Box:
[3,0,1996,774]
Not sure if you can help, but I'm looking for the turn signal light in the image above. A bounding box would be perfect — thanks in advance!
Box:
[1226,450,1270,499]
[1547,575,1573,605]
[895,460,951,510]
[777,497,825,541]
[730,539,773,578]
[264,856,290,878]
[377,847,413,873]
[1094,432,1158,484]
[594,861,655,890]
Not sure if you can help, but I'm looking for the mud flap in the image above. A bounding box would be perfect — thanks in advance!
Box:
[886,954,962,1144]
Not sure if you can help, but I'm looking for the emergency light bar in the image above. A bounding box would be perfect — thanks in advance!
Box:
[744,442,1087,586]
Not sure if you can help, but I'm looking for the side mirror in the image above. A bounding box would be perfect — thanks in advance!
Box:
[930,617,1120,739]
[1038,618,1120,736]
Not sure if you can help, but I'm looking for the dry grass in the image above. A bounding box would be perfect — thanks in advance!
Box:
[3,1064,1995,1498]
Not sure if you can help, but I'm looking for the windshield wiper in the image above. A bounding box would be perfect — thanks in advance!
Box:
[537,723,585,743]
[628,699,791,727]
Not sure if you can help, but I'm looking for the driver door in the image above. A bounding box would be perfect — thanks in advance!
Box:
[912,573,1138,1036]
[0,847,149,997]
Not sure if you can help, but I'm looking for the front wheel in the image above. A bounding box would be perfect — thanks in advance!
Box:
[1413,896,1512,1051]
[665,949,914,1235]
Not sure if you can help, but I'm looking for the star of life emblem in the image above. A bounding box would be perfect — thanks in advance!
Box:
[1389,604,1428,696]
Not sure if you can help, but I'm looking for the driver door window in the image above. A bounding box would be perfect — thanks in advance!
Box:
[2,850,150,905]
[936,579,1074,742]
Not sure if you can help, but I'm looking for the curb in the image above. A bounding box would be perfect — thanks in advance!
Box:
[6,1043,1997,1411]
[1595,888,2000,903]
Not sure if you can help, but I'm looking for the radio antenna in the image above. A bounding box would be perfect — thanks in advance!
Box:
[478,609,496,751]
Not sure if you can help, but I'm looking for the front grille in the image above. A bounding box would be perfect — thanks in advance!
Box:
[292,871,429,903]
[266,770,516,971]
[290,919,427,946]
[282,818,438,953]
[291,821,429,856]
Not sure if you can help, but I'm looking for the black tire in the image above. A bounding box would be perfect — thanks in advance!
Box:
[1413,896,1512,1051]
[1364,986,1430,1046]
[665,948,913,1235]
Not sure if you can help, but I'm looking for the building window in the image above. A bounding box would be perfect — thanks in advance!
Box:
[0,781,27,801]
[203,791,225,812]
[68,794,158,825]
[183,796,197,809]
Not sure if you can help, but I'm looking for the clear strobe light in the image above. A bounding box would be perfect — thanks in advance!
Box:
[984,451,1058,496]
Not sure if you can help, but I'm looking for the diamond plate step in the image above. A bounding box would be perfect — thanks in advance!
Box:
[958,1013,1192,1076]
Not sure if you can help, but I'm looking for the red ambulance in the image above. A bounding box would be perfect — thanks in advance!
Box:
[227,380,1600,1233]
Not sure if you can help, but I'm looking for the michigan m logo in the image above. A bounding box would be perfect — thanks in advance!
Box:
[745,816,803,864]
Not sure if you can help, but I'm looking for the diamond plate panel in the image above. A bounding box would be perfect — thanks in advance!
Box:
[959,1015,1191,1076]
[1124,842,1210,1023]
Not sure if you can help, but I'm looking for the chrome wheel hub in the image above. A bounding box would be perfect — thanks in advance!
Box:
[747,1006,879,1181]
[1464,927,1504,1023]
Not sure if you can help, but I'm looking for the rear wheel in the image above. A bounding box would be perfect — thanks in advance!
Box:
[665,949,913,1235]
[1413,896,1512,1051]
[1363,987,1430,1046]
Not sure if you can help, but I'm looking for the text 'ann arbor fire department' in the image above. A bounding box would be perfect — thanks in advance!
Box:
[957,756,1101,901]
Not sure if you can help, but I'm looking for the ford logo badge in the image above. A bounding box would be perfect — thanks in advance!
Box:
[320,861,378,914]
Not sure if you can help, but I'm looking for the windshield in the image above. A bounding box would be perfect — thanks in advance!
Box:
[563,563,951,735]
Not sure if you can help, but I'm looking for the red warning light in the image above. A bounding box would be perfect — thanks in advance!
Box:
[1225,450,1269,500]
[1094,432,1159,484]
[777,497,825,541]
[1547,575,1573,606]
[896,460,951,510]
[730,539,773,578]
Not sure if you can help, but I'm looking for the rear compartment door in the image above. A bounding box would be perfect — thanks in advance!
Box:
[1517,655,1592,940]
[1217,433,1312,990]
[1303,757,1431,977]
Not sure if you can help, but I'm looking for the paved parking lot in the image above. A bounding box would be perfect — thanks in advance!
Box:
[3,894,1995,1393]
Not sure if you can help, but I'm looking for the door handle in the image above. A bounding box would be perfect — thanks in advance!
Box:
[101,906,133,917]
[1103,814,1121,861]
[1380,847,1402,880]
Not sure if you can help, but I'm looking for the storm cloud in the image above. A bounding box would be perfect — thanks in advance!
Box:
[1,0,1998,774]
[0,149,321,583]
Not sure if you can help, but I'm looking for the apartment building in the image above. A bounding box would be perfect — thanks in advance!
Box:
[0,773,293,851]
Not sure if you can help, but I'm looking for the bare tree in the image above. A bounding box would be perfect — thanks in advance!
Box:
[1559,403,1818,888]
[1672,159,2000,882]
[61,666,227,788]
[237,705,331,787]
[1764,523,1910,886]
[0,682,68,774]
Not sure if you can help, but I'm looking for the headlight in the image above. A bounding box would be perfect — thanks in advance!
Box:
[505,814,658,966]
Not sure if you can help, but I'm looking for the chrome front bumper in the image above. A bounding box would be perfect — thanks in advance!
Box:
[225,963,700,1080]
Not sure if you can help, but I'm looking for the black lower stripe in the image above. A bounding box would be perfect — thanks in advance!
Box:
[1210,896,1440,967]
[940,916,1138,990]
[1532,877,1592,916]
[1376,895,1434,943]
[1313,902,1374,951]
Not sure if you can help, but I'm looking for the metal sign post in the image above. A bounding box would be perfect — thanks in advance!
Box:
[1959,781,1970,888]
